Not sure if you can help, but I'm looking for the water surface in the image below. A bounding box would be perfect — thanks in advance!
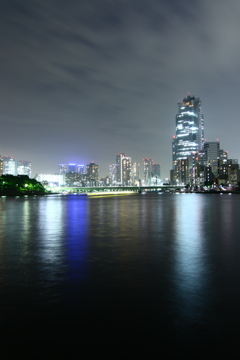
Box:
[1,194,239,356]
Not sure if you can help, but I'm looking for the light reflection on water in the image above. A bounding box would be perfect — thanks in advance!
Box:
[172,195,207,324]
[1,194,240,353]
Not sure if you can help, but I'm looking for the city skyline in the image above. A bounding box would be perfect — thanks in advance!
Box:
[1,1,240,179]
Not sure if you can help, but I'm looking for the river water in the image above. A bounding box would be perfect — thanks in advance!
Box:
[1,193,240,356]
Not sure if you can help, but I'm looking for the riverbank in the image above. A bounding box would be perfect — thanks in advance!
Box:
[188,189,240,194]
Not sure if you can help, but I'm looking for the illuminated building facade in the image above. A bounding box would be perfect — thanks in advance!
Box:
[143,158,153,185]
[109,164,117,185]
[17,160,32,177]
[202,141,228,176]
[116,153,131,185]
[2,156,16,175]
[36,174,66,186]
[122,156,131,186]
[59,164,68,174]
[131,162,140,185]
[65,172,81,186]
[173,94,204,166]
[203,142,221,161]
[86,162,99,184]
[176,156,194,185]
[116,153,126,184]
[77,165,85,175]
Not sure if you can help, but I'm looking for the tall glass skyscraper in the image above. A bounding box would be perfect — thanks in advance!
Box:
[173,93,204,167]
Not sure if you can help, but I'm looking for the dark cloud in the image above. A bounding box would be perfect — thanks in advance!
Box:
[1,0,240,177]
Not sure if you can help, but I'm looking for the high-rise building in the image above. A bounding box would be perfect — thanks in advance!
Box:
[17,161,32,177]
[203,142,228,162]
[68,163,77,173]
[109,164,117,185]
[65,172,81,187]
[173,93,204,166]
[116,153,126,184]
[143,158,153,185]
[149,163,161,186]
[199,141,228,177]
[122,156,131,186]
[2,156,16,175]
[59,164,68,174]
[77,165,85,175]
[175,156,194,185]
[131,162,140,185]
[86,162,99,185]
[152,163,161,178]
[115,153,132,185]
[59,164,79,174]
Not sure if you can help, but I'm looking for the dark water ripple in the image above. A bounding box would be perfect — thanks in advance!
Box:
[1,194,240,356]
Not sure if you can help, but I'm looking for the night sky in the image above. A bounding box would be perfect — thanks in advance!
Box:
[1,0,240,178]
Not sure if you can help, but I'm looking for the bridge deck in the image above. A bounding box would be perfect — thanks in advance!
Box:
[48,185,185,193]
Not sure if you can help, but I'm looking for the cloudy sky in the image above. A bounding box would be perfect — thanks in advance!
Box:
[1,0,240,178]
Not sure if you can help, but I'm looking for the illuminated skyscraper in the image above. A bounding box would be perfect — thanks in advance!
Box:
[131,162,140,185]
[86,162,99,185]
[109,164,117,185]
[2,156,16,175]
[116,153,131,185]
[173,93,204,167]
[116,153,126,184]
[122,156,131,186]
[143,158,153,185]
[17,160,32,177]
